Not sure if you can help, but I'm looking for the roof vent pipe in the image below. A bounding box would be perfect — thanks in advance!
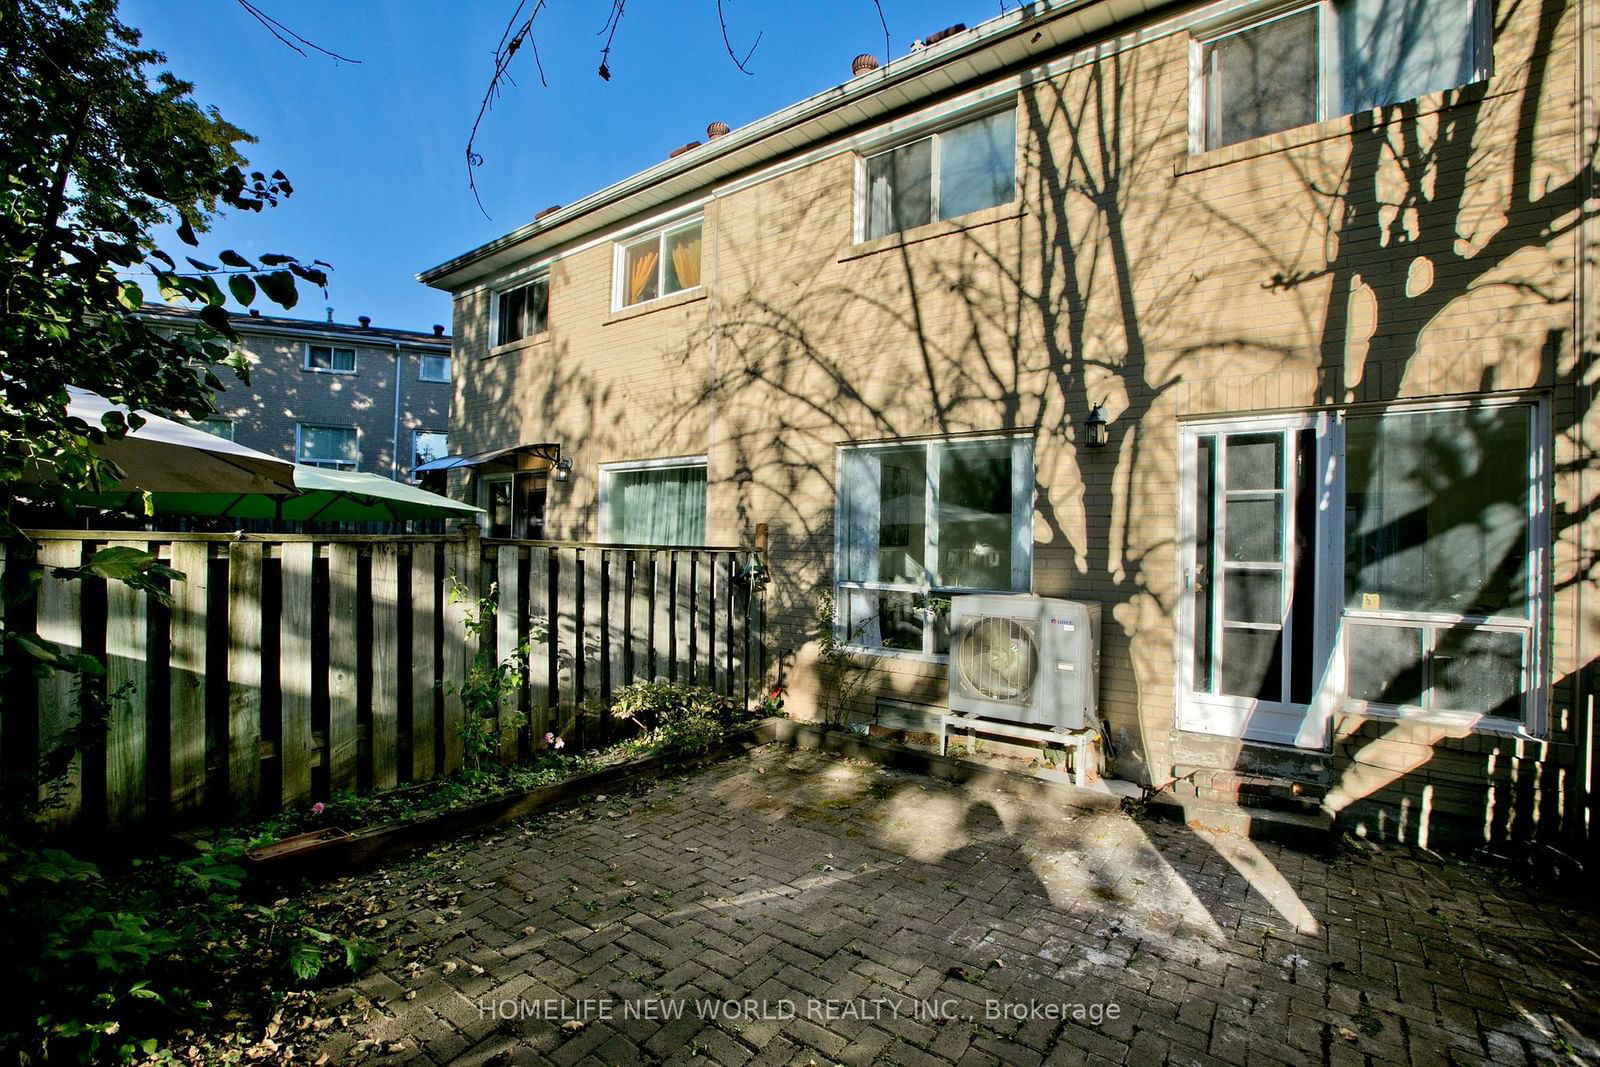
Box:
[432,324,445,337]
[358,315,371,328]
[851,53,879,76]
[326,306,334,322]
[706,121,730,138]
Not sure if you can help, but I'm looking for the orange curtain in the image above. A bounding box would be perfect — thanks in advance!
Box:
[628,248,658,304]
[671,237,701,289]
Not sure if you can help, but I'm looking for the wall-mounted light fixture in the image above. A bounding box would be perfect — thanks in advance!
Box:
[1084,403,1109,449]
[552,455,573,482]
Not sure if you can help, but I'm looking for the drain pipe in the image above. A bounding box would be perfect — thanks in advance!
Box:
[390,341,404,480]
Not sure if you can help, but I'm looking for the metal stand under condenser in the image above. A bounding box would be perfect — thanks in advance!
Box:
[939,713,1099,787]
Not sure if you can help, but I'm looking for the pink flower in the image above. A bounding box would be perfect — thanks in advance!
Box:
[553,737,565,751]
[544,732,555,744]
[311,802,325,815]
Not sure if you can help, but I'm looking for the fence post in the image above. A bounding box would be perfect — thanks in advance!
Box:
[35,540,84,831]
[441,525,480,775]
[167,541,208,819]
[526,546,551,745]
[371,542,401,788]
[409,544,437,780]
[279,542,316,807]
[496,543,521,762]
[226,542,263,819]
[326,543,359,791]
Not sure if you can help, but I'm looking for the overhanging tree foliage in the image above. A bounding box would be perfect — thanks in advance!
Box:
[0,0,329,536]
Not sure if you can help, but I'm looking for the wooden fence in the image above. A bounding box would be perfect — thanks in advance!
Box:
[2,528,764,834]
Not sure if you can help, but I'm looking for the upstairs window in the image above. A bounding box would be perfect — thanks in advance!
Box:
[419,353,451,382]
[1197,0,1486,151]
[616,219,702,309]
[297,424,358,470]
[496,276,548,346]
[861,109,1017,241]
[306,344,356,373]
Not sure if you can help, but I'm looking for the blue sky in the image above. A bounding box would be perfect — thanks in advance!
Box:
[120,0,992,332]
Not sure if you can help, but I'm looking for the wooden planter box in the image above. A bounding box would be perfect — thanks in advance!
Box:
[246,718,783,880]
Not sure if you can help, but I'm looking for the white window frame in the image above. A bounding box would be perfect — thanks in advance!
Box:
[412,429,448,470]
[833,433,1035,660]
[1175,397,1548,744]
[1185,0,1493,154]
[418,352,451,383]
[490,273,550,348]
[611,217,704,312]
[598,455,709,544]
[304,342,356,374]
[295,423,359,470]
[853,106,1019,243]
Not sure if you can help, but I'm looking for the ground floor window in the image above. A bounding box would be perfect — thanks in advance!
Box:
[836,434,1033,655]
[1178,399,1544,746]
[297,424,358,470]
[600,458,706,544]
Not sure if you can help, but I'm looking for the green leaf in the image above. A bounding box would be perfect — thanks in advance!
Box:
[218,249,254,269]
[184,256,217,273]
[256,270,298,309]
[116,281,143,310]
[228,273,256,307]
[177,219,199,246]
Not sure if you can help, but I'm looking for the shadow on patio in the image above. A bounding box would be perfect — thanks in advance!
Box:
[292,745,1600,1066]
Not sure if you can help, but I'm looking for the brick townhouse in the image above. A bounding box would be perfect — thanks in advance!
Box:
[418,0,1599,852]
[141,304,453,482]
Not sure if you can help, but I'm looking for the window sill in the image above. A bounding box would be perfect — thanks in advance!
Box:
[303,367,357,375]
[1340,700,1539,740]
[487,332,551,358]
[604,288,706,326]
[1176,80,1501,177]
[840,205,1027,263]
[844,645,951,666]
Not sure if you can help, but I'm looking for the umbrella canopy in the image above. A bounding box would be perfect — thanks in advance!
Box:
[64,386,298,495]
[74,465,484,523]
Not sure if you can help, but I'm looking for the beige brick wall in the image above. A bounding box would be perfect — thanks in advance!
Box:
[443,0,1597,850]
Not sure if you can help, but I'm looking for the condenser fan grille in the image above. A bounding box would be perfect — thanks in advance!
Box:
[956,616,1039,702]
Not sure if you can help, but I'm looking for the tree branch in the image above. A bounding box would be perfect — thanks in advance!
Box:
[234,0,361,63]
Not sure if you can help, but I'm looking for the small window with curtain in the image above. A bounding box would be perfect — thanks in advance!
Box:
[601,458,707,544]
[305,344,356,373]
[861,109,1017,241]
[297,424,358,470]
[1195,0,1487,151]
[615,219,702,310]
[496,275,549,346]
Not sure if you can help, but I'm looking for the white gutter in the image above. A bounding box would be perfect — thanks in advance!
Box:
[416,0,1134,289]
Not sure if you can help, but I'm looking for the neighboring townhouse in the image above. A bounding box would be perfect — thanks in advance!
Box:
[140,304,453,482]
[419,0,1599,852]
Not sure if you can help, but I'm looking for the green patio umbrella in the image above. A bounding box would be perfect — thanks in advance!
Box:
[73,465,484,523]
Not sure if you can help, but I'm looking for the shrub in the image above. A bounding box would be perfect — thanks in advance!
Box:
[611,682,755,759]
[0,833,372,1064]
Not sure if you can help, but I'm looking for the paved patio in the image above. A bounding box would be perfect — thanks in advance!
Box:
[304,745,1600,1066]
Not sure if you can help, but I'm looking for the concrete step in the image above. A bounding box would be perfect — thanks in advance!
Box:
[1140,792,1336,853]
[1168,766,1328,816]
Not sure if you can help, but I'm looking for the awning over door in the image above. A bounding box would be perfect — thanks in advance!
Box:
[412,442,559,474]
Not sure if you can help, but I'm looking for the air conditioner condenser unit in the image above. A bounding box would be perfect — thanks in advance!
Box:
[947,594,1101,730]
